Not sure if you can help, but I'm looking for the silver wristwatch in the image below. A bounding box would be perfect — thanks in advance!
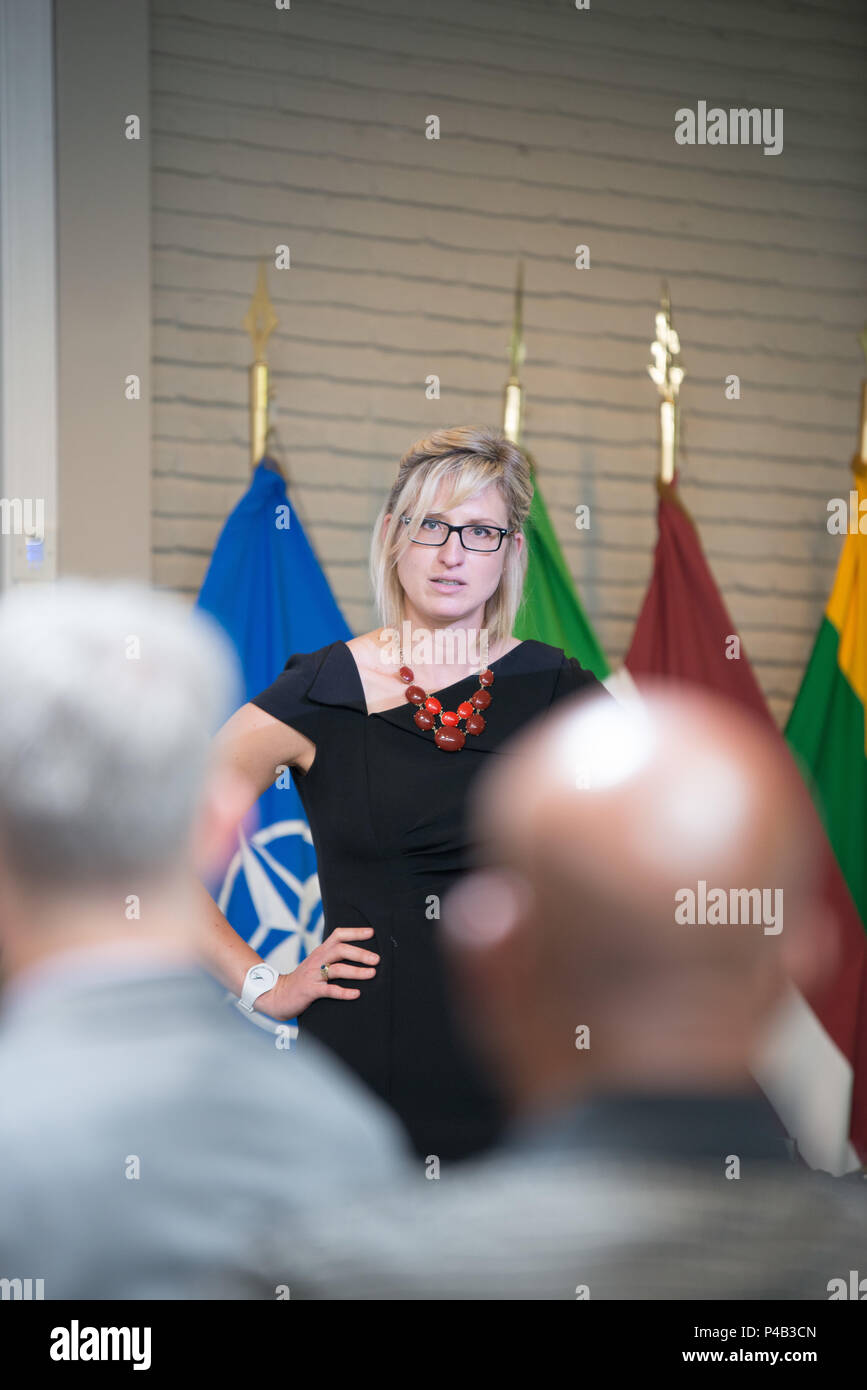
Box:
[237,963,278,1013]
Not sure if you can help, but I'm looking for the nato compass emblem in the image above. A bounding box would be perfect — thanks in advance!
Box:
[218,817,324,1040]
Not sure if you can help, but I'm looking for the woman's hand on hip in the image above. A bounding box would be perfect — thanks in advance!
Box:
[257,927,379,1019]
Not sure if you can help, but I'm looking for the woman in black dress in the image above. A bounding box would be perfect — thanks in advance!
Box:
[201,425,602,1161]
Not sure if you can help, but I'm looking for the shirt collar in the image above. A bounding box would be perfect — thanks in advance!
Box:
[1,940,201,1026]
[501,1087,795,1165]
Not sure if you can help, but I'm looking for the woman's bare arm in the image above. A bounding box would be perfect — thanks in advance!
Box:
[197,703,378,1017]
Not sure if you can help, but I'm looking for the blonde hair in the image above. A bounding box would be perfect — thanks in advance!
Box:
[370,426,533,649]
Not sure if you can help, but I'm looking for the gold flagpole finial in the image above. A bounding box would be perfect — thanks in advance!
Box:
[647,280,685,485]
[243,260,279,470]
[502,260,525,446]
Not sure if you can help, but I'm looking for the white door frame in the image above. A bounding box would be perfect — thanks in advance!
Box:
[0,0,58,590]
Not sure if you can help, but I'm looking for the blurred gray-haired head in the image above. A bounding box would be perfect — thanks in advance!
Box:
[0,579,242,890]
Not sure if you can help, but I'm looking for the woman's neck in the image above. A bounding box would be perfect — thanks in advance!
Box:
[396,602,494,670]
[349,623,519,712]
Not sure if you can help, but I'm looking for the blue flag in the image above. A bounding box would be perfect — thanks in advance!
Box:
[196,460,352,1034]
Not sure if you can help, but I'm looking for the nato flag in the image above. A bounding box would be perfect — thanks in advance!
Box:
[196,459,352,1036]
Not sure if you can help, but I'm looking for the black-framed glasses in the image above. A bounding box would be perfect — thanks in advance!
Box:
[401,515,514,553]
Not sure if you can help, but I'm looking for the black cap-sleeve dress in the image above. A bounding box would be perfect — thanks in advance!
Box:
[249,638,602,1162]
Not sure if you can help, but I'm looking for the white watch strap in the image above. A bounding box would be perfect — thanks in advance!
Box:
[238,964,278,1013]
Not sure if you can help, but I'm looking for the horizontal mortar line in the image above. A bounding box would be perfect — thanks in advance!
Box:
[153,540,366,557]
[151,100,867,190]
[152,20,867,103]
[521,0,856,26]
[151,130,867,233]
[151,501,373,536]
[152,466,375,490]
[159,0,865,53]
[150,302,867,363]
[151,468,390,488]
[152,480,377,496]
[150,381,859,431]
[152,144,867,241]
[151,415,857,467]
[598,579,835,602]
[150,341,866,390]
[148,82,867,162]
[155,514,233,523]
[547,477,861,501]
[151,296,867,352]
[560,518,844,542]
[528,0,853,16]
[150,239,866,304]
[150,296,867,352]
[154,73,861,132]
[149,438,860,474]
[153,544,219,556]
[545,505,850,530]
[152,119,866,197]
[150,166,867,266]
[152,77,867,165]
[155,517,375,525]
[151,203,867,262]
[334,0,867,58]
[254,0,867,62]
[150,509,844,547]
[155,512,373,524]
[148,83,866,191]
[150,344,864,400]
[528,436,852,465]
[155,392,860,437]
[151,362,864,402]
[656,588,832,604]
[151,402,857,451]
[209,0,867,62]
[550,505,846,529]
[663,476,863,498]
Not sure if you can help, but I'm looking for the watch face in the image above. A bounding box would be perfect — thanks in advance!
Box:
[249,966,274,985]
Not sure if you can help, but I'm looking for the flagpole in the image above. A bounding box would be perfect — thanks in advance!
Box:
[243,260,279,470]
[501,260,618,687]
[857,325,867,466]
[502,260,525,446]
[647,282,685,484]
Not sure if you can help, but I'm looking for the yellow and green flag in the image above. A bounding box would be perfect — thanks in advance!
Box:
[785,459,867,1159]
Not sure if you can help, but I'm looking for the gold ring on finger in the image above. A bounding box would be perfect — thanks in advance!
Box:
[320,963,329,982]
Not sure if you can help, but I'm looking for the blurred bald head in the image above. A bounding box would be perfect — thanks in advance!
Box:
[443,684,829,1113]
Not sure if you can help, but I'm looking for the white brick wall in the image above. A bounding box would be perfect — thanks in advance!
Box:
[150,0,867,726]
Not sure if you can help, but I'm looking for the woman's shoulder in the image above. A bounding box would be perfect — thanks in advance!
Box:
[514,638,596,674]
[247,640,345,730]
[511,639,604,701]
[513,638,563,663]
[282,640,344,675]
[261,639,345,688]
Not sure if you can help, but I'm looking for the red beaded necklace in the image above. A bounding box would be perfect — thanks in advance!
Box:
[398,656,494,752]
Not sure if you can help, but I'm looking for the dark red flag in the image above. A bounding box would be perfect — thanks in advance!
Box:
[625,476,867,1170]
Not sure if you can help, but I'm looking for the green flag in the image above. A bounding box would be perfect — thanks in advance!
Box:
[513,461,610,679]
[785,463,867,922]
[784,460,867,1160]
